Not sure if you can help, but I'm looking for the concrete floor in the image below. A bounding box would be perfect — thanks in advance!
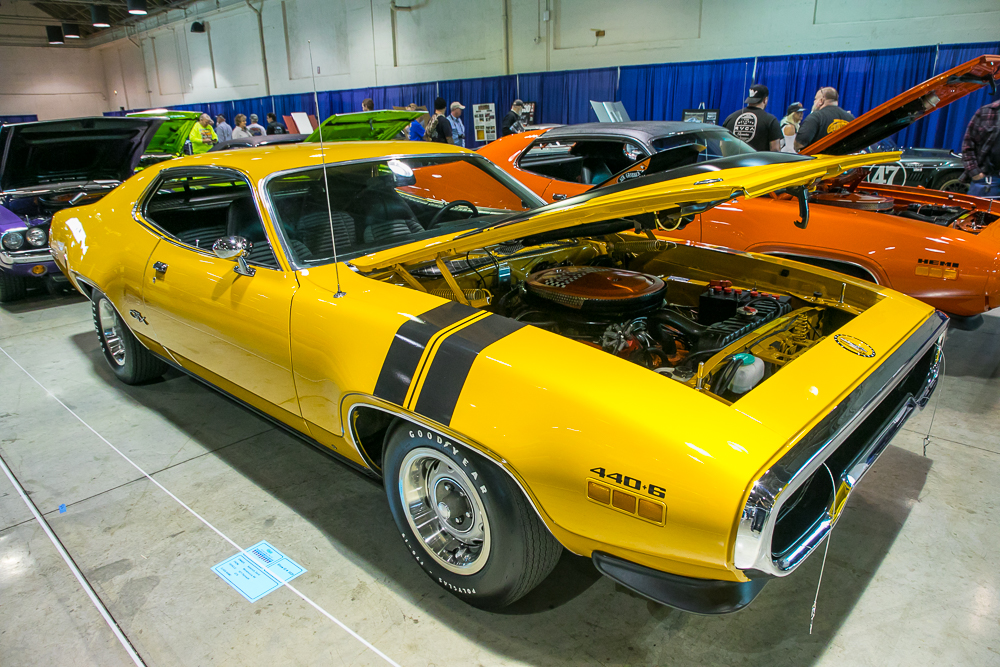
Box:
[1,292,998,667]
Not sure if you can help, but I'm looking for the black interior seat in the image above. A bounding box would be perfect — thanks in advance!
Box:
[226,197,277,267]
[295,210,356,259]
[175,223,227,249]
[354,183,424,245]
[579,157,612,185]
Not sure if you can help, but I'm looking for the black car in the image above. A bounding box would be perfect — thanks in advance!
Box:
[864,139,967,192]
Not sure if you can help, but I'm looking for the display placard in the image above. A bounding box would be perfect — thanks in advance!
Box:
[682,109,719,125]
[473,103,497,143]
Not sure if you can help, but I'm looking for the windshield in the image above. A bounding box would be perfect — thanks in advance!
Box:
[266,155,544,267]
[651,130,756,160]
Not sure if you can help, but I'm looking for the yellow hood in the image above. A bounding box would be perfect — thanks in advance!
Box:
[351,151,901,272]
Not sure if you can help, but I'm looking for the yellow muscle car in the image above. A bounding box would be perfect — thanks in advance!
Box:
[48,141,945,613]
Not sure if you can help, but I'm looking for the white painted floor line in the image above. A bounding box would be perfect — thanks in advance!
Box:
[0,345,403,667]
[0,452,147,667]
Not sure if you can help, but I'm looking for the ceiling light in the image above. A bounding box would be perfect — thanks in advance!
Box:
[90,5,111,28]
[62,23,81,38]
[127,0,148,15]
[46,25,64,44]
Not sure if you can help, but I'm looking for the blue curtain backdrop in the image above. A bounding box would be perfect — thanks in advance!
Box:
[103,40,1000,152]
[619,57,754,124]
[518,67,618,125]
[0,114,39,124]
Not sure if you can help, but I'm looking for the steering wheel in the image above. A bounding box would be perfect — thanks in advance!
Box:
[428,200,479,228]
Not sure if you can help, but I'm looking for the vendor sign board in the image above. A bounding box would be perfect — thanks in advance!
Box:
[473,103,497,143]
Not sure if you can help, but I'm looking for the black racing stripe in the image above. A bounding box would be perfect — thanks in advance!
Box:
[413,314,526,426]
[373,301,479,405]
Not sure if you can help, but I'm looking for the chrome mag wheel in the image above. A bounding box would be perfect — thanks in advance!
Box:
[97,299,127,367]
[399,448,491,575]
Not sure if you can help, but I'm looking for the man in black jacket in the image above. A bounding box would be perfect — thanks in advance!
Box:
[796,87,854,151]
[501,100,525,137]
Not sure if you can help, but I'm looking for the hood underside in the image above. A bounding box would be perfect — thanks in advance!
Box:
[0,117,162,192]
[805,54,1000,156]
[351,151,902,271]
[128,110,202,156]
[305,110,424,143]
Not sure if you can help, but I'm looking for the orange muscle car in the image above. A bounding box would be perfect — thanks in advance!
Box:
[479,55,1000,327]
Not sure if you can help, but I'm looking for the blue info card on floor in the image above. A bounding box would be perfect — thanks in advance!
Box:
[212,540,306,602]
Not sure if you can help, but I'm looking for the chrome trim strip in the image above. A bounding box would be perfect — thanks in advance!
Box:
[734,311,947,577]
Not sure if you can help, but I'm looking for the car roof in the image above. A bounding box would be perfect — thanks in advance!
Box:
[542,121,725,143]
[210,134,307,152]
[151,140,473,182]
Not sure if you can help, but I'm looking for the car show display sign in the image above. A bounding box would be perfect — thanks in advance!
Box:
[682,109,719,124]
[473,103,497,142]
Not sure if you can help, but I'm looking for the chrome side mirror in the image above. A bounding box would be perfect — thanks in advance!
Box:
[212,236,256,277]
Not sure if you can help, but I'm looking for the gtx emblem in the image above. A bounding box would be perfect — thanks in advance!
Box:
[834,334,875,358]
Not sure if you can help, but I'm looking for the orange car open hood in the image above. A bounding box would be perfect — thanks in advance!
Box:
[804,54,1000,156]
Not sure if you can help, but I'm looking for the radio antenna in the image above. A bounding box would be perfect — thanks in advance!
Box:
[308,40,345,298]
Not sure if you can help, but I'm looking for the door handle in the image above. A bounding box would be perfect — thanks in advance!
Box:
[153,261,168,274]
[552,193,568,201]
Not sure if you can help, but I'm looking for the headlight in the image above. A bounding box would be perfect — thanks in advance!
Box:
[2,231,24,251]
[26,227,48,248]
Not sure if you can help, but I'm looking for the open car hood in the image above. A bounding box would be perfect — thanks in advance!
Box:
[804,54,1000,156]
[304,110,424,143]
[351,151,901,271]
[127,110,202,156]
[0,117,162,192]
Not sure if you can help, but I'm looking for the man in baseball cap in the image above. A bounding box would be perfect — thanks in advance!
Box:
[448,101,466,147]
[722,83,782,152]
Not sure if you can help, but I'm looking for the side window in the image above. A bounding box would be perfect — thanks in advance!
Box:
[517,140,579,181]
[143,171,279,268]
[518,139,647,184]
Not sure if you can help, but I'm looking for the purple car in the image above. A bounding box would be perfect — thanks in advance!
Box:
[0,117,160,302]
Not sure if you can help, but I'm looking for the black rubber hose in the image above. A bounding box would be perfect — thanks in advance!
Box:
[651,309,706,341]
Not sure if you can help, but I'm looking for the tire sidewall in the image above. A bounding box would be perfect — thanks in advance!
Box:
[92,293,144,383]
[383,423,530,607]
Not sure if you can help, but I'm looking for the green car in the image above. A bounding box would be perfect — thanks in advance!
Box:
[127,109,201,169]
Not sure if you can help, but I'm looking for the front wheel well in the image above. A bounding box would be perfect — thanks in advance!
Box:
[349,405,397,472]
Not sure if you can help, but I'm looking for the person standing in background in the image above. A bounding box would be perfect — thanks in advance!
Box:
[501,100,525,136]
[779,103,804,153]
[406,103,425,141]
[796,87,854,151]
[265,113,286,134]
[231,114,251,139]
[961,98,1000,198]
[448,102,466,147]
[188,113,218,154]
[215,115,233,143]
[247,114,266,136]
[722,84,782,151]
[428,97,452,143]
[362,98,375,112]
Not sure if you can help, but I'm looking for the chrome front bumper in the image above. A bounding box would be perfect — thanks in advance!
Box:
[734,310,948,578]
[0,247,53,268]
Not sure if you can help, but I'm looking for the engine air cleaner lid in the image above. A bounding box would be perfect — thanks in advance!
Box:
[526,266,666,313]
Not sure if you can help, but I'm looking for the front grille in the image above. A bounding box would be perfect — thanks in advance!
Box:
[770,345,938,563]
